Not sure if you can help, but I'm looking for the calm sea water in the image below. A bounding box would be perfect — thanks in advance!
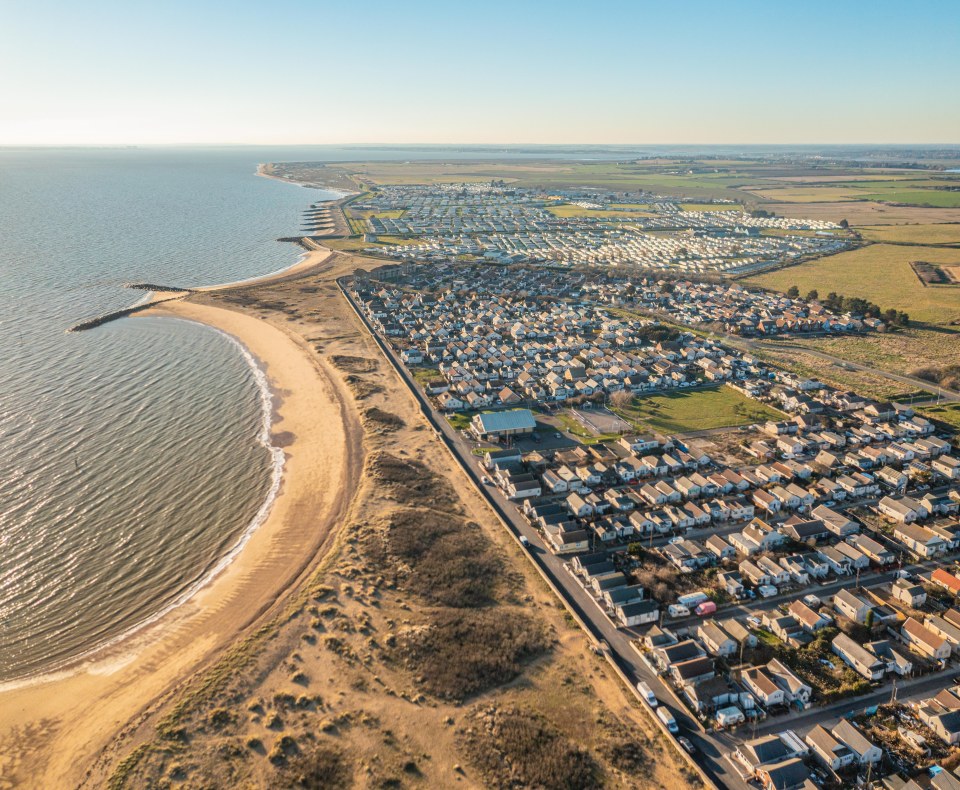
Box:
[0,148,341,681]
[0,144,698,682]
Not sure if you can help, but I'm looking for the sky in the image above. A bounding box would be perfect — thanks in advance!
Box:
[0,0,957,146]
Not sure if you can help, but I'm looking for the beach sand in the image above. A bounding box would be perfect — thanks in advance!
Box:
[0,258,363,789]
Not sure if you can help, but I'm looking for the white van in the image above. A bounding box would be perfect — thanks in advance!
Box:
[657,706,678,734]
[637,681,658,707]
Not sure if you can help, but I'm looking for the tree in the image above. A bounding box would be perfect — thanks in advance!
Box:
[786,285,800,298]
[839,219,849,229]
[805,289,819,301]
[610,390,634,409]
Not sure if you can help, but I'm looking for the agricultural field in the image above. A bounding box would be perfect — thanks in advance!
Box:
[745,244,960,325]
[860,189,960,208]
[611,385,784,434]
[858,224,960,245]
[764,201,960,226]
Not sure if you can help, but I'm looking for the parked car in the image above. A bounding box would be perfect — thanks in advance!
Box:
[677,736,696,755]
[519,536,530,548]
[803,594,821,608]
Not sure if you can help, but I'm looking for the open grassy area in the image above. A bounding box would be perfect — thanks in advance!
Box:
[861,190,960,208]
[745,244,960,325]
[858,224,960,245]
[611,386,784,434]
[410,366,441,388]
[919,402,960,430]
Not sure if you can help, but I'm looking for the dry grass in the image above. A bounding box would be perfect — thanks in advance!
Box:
[746,244,960,325]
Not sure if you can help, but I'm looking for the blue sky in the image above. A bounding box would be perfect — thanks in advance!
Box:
[1,0,957,145]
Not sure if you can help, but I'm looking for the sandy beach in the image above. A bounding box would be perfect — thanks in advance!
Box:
[0,251,362,789]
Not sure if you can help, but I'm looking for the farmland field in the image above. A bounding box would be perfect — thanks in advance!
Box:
[860,190,960,208]
[611,386,784,434]
[920,403,960,430]
[764,201,960,226]
[745,244,960,325]
[858,224,960,245]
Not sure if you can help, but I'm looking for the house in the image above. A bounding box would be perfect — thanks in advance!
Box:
[932,455,960,480]
[616,599,659,627]
[811,505,861,538]
[879,495,927,524]
[779,516,830,544]
[834,589,874,624]
[867,639,914,676]
[902,617,951,660]
[832,632,884,680]
[706,534,736,561]
[924,614,960,654]
[756,758,810,790]
[831,719,883,765]
[892,578,928,608]
[697,621,737,657]
[766,658,811,705]
[805,725,855,771]
[787,600,831,633]
[918,703,960,745]
[849,534,896,566]
[933,568,960,596]
[670,655,716,685]
[734,731,808,772]
[894,523,946,558]
[744,667,785,707]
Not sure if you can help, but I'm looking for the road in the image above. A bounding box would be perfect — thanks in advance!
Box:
[340,279,748,790]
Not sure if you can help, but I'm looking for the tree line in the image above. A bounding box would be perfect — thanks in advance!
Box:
[786,286,910,327]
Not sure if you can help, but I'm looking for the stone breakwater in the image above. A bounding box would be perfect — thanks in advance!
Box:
[68,287,192,332]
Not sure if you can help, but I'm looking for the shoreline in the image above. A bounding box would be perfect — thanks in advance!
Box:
[0,244,362,788]
[254,162,357,199]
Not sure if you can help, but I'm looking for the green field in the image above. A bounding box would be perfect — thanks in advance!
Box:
[746,244,960,325]
[858,224,960,245]
[919,402,960,430]
[860,190,960,208]
[611,386,784,434]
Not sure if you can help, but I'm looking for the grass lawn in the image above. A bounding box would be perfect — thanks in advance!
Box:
[611,386,784,434]
[919,402,960,430]
[745,244,960,325]
[446,411,476,431]
[410,366,441,388]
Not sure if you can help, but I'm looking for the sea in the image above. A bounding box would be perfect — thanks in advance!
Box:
[1,142,881,682]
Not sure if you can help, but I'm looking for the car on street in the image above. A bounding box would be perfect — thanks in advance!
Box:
[677,736,696,755]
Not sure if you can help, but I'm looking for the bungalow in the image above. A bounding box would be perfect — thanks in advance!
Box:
[565,492,595,518]
[806,725,855,771]
[834,589,874,624]
[933,568,960,596]
[918,704,960,746]
[849,534,895,566]
[697,621,737,657]
[902,617,951,660]
[744,667,785,707]
[832,633,885,680]
[811,505,860,538]
[616,599,659,627]
[894,523,946,558]
[670,655,716,686]
[719,570,745,598]
[879,495,928,524]
[706,534,736,561]
[766,658,811,705]
[892,578,928,608]
[925,614,960,653]
[787,600,831,633]
[831,719,883,765]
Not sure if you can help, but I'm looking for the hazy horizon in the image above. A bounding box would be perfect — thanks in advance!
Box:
[2,0,957,146]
